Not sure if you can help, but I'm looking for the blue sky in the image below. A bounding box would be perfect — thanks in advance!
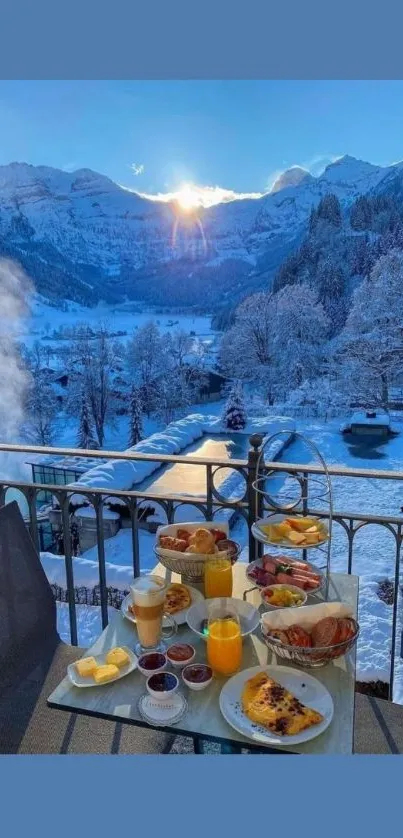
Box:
[1,80,403,199]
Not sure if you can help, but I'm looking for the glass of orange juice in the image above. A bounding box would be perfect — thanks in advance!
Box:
[204,556,233,598]
[207,603,242,676]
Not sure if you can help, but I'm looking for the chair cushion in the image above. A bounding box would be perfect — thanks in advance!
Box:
[0,642,173,755]
[354,693,403,754]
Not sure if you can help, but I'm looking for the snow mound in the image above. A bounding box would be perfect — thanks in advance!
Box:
[68,413,295,506]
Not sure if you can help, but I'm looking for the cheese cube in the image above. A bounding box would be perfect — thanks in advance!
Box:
[75,656,98,677]
[93,664,119,684]
[105,647,130,669]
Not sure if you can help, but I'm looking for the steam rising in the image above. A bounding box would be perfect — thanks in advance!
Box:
[0,259,32,479]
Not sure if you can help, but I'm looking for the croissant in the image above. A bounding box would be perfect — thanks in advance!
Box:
[187,528,216,555]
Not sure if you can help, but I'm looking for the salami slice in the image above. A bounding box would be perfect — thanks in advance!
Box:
[311,617,339,648]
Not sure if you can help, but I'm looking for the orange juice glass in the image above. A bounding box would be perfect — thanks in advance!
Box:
[204,557,233,598]
[207,610,242,676]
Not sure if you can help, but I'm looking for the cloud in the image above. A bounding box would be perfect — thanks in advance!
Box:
[266,154,341,191]
[130,163,144,176]
[301,154,340,175]
[131,183,264,208]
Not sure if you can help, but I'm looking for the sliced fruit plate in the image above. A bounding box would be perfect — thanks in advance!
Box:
[252,514,329,550]
[246,553,325,594]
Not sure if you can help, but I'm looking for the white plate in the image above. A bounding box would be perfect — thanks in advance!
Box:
[121,584,204,627]
[219,664,333,748]
[138,692,188,726]
[252,515,329,550]
[246,557,324,594]
[67,647,137,688]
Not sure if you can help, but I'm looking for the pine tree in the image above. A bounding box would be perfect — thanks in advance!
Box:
[77,390,99,449]
[128,386,143,447]
[222,381,247,430]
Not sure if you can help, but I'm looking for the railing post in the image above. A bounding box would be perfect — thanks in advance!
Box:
[247,434,264,563]
[60,493,78,646]
[94,497,109,631]
[206,464,213,521]
[389,523,402,700]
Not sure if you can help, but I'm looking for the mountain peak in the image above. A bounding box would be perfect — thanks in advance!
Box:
[270,166,313,194]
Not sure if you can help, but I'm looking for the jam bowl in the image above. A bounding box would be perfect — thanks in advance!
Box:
[137,652,167,677]
[166,643,196,669]
[182,663,213,691]
[146,671,179,702]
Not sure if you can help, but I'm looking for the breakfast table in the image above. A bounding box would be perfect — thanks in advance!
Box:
[47,563,359,754]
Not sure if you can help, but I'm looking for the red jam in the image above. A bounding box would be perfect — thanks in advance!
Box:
[183,664,212,683]
[138,653,166,670]
[167,644,194,662]
[148,673,178,692]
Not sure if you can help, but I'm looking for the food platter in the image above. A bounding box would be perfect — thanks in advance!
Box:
[252,515,329,550]
[121,583,204,627]
[219,665,334,747]
[246,555,325,595]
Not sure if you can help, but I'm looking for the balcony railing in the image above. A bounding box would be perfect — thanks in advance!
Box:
[0,439,402,699]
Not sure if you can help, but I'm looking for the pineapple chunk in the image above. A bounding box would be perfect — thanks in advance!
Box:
[287,530,306,545]
[93,664,119,684]
[75,656,98,678]
[286,517,318,532]
[275,521,292,537]
[304,532,323,544]
[305,525,319,533]
[105,647,130,669]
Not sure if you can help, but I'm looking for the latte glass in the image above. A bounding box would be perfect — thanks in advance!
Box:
[130,575,177,655]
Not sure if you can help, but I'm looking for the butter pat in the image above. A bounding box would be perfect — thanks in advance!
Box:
[105,647,130,668]
[93,664,119,684]
[75,656,98,678]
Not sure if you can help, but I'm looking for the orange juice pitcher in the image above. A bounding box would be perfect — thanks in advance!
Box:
[204,556,233,598]
[207,605,242,676]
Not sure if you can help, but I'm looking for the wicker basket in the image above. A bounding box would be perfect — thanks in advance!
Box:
[261,624,359,668]
[154,543,241,584]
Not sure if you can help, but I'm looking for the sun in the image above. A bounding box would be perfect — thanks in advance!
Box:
[175,184,202,211]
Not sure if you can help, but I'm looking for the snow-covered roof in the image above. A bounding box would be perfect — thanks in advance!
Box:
[28,454,105,472]
[350,410,391,427]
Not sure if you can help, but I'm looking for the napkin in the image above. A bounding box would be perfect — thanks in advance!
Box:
[261,601,353,634]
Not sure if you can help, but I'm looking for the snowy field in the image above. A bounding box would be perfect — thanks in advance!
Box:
[20,296,216,349]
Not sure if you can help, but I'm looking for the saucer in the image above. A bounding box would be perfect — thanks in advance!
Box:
[138,692,187,726]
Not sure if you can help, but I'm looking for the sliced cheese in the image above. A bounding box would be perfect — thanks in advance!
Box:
[105,647,130,668]
[93,664,119,684]
[75,656,98,678]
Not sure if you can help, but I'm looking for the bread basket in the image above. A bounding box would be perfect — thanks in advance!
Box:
[261,601,359,668]
[154,522,240,583]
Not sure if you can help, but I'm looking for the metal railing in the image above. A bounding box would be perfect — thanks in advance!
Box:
[0,438,402,699]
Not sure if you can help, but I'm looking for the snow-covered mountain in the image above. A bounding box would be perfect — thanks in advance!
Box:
[0,155,401,306]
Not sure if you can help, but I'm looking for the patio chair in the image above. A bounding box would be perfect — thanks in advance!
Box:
[0,501,174,754]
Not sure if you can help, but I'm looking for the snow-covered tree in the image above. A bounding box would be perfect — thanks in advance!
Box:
[219,291,276,386]
[273,284,329,394]
[127,322,164,416]
[67,323,116,446]
[77,389,99,449]
[316,194,342,228]
[335,250,403,406]
[222,381,247,430]
[26,373,58,445]
[128,386,143,447]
